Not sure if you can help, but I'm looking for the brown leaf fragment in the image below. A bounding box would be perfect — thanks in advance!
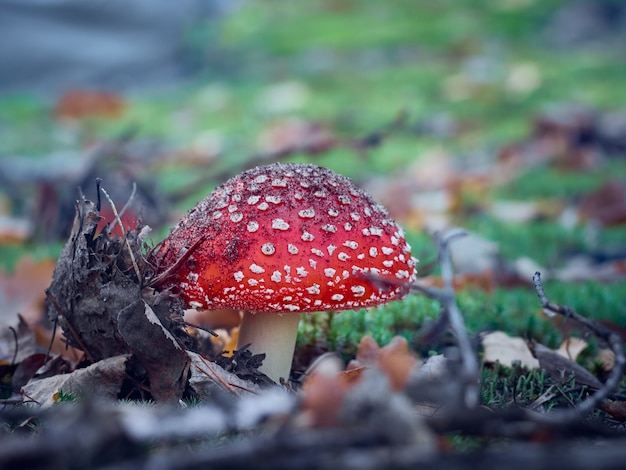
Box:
[556,337,588,361]
[377,336,417,390]
[187,351,261,401]
[301,367,351,428]
[346,335,416,391]
[348,335,380,369]
[0,315,40,364]
[117,301,190,403]
[599,399,626,421]
[54,89,125,120]
[579,180,626,226]
[46,200,135,360]
[10,353,46,394]
[597,348,616,374]
[21,354,130,407]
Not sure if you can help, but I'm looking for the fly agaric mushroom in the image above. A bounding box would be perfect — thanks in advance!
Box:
[152,163,416,382]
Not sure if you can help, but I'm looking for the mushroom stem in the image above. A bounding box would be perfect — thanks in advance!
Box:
[236,311,302,383]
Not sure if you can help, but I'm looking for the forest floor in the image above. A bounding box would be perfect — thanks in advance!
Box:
[1,1,626,468]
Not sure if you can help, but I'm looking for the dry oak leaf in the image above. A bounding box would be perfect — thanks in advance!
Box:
[481,331,540,369]
[21,355,130,407]
[556,337,588,361]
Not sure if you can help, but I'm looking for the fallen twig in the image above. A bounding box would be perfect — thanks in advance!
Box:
[100,184,142,282]
[410,228,480,409]
[532,271,626,422]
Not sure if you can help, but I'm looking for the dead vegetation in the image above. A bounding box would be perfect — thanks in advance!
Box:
[2,189,626,468]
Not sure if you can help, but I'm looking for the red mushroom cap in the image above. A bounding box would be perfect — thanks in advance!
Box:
[154,163,416,313]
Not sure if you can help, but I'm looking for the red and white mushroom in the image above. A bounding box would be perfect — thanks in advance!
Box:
[152,163,417,382]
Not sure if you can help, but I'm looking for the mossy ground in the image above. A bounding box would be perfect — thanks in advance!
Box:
[1,1,625,371]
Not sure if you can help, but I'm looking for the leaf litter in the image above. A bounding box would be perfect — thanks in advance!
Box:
[0,106,626,466]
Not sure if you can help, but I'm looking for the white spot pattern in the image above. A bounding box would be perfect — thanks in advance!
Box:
[167,162,417,314]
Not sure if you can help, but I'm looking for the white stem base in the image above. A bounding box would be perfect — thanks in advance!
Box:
[236,311,301,383]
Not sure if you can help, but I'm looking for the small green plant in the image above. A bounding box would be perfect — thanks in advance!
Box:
[480,363,587,412]
[55,390,78,403]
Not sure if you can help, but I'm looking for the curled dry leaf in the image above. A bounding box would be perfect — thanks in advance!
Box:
[21,355,130,407]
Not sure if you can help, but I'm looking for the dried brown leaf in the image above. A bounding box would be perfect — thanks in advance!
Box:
[481,331,539,369]
[21,354,130,407]
[556,337,588,361]
[187,350,261,400]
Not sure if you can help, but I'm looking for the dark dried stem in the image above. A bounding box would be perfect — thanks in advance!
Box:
[183,321,218,337]
[100,186,141,282]
[438,229,479,409]
[532,271,626,422]
[8,326,18,367]
[45,290,94,363]
[44,318,58,365]
[146,234,208,288]
[107,181,137,235]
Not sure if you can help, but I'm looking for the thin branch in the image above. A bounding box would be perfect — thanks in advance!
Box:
[107,181,137,235]
[100,186,142,282]
[45,290,95,363]
[532,271,626,422]
[8,326,18,367]
[410,228,479,410]
[44,318,58,365]
[436,229,479,409]
[195,354,240,397]
[183,321,218,337]
[146,234,208,288]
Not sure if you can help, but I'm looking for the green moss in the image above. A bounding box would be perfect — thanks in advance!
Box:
[494,162,626,200]
[464,215,585,265]
[299,294,441,360]
[0,243,63,272]
[55,390,78,403]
